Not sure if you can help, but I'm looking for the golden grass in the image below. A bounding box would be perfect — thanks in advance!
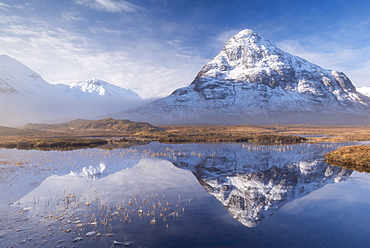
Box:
[2,119,370,150]
[325,145,370,173]
[0,137,108,150]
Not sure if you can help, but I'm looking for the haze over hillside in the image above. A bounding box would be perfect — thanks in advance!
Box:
[117,29,370,125]
[0,55,145,126]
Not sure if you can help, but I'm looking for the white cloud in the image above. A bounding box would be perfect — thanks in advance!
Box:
[76,0,141,13]
[0,3,11,10]
[14,3,32,9]
[0,14,23,24]
[62,11,88,22]
[90,27,124,35]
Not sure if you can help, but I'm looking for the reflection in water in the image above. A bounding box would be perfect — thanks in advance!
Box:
[5,158,201,247]
[195,160,350,227]
[70,162,106,179]
[149,143,353,227]
[0,143,356,247]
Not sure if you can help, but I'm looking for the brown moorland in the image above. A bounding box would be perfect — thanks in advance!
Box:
[325,145,370,173]
[2,118,370,151]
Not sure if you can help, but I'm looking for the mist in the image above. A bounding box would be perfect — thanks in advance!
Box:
[0,93,153,127]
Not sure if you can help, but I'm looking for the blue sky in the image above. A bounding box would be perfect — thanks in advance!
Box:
[1,0,370,98]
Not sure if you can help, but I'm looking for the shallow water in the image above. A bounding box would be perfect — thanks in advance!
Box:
[1,142,370,247]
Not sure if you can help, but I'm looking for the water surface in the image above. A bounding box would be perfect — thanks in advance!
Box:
[1,142,370,247]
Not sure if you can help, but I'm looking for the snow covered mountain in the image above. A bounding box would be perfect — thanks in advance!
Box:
[0,54,55,95]
[0,54,141,100]
[119,29,370,125]
[0,54,142,126]
[68,78,141,100]
[357,86,370,97]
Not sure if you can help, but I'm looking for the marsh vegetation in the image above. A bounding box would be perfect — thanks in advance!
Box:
[3,118,370,150]
[325,145,370,173]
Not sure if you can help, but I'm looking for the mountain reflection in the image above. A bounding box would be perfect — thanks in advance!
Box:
[148,143,353,227]
[4,143,353,231]
[0,143,360,247]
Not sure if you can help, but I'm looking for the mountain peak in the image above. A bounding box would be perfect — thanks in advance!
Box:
[234,29,259,38]
[120,29,370,125]
[89,78,104,86]
[195,29,284,81]
[70,78,141,99]
[224,29,272,52]
[195,29,357,93]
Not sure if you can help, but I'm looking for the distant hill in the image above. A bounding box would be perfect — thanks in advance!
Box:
[73,118,163,133]
[24,119,90,130]
[24,118,163,133]
[0,125,23,135]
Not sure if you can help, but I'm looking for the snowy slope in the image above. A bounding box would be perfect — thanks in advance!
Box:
[0,54,141,100]
[0,54,55,95]
[119,29,370,125]
[69,78,141,100]
[0,55,143,126]
[357,86,370,97]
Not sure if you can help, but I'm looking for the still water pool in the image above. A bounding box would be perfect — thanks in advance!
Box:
[1,142,370,247]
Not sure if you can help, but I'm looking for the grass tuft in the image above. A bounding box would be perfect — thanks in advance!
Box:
[324,145,370,173]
